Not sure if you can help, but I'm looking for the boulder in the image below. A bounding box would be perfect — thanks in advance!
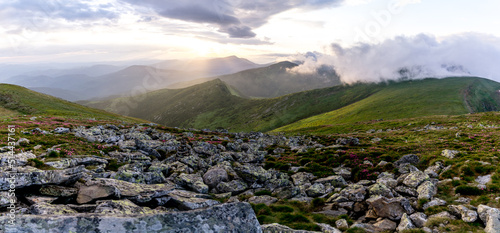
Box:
[339,184,367,202]
[306,183,326,197]
[373,218,397,231]
[54,127,70,134]
[45,157,108,169]
[0,202,262,233]
[333,167,351,180]
[441,149,459,159]
[368,183,393,198]
[416,181,437,200]
[112,171,166,184]
[234,164,271,183]
[449,205,477,223]
[316,223,342,233]
[403,171,430,188]
[478,205,500,233]
[216,180,248,195]
[94,199,156,215]
[262,223,317,232]
[291,172,316,186]
[174,173,209,194]
[314,175,347,187]
[30,202,78,215]
[202,167,229,188]
[335,219,349,230]
[0,166,84,191]
[409,212,428,228]
[0,152,36,166]
[39,185,78,197]
[397,213,415,232]
[366,196,414,221]
[423,198,447,209]
[394,154,420,167]
[24,195,58,205]
[167,190,220,210]
[248,195,278,205]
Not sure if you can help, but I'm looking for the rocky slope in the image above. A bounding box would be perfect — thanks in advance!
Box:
[1,116,500,232]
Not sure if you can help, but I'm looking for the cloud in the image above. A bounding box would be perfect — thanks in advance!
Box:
[120,0,344,39]
[288,33,500,83]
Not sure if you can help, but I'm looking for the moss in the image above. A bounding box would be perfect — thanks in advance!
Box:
[455,185,483,195]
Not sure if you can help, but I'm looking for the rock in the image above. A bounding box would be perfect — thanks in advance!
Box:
[45,157,108,169]
[291,172,316,186]
[248,195,278,205]
[455,197,471,204]
[54,127,70,134]
[94,199,155,214]
[397,213,415,232]
[167,190,220,210]
[424,162,443,178]
[77,183,119,204]
[403,171,430,188]
[30,202,78,215]
[449,205,478,222]
[314,175,347,187]
[377,177,397,189]
[428,211,457,220]
[340,184,366,202]
[478,205,500,233]
[441,149,459,159]
[39,185,78,197]
[262,223,317,232]
[0,166,84,191]
[416,181,437,200]
[394,186,418,197]
[202,167,229,188]
[273,186,300,199]
[366,196,414,220]
[216,180,248,195]
[409,212,428,228]
[0,191,13,208]
[368,183,393,198]
[398,164,419,174]
[335,219,349,230]
[373,218,397,231]
[112,170,166,184]
[24,195,58,205]
[349,223,380,233]
[174,173,209,194]
[476,174,492,185]
[316,223,342,233]
[234,164,271,183]
[394,154,420,167]
[306,183,326,197]
[336,137,359,146]
[0,152,36,166]
[333,167,351,180]
[16,138,30,146]
[0,202,262,233]
[423,198,447,209]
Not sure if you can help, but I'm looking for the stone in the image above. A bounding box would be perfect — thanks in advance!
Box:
[248,195,278,205]
[316,223,342,233]
[45,157,108,169]
[394,186,418,197]
[16,138,30,146]
[409,212,428,228]
[202,167,229,188]
[417,181,437,200]
[349,223,381,233]
[394,154,420,167]
[478,205,500,233]
[476,174,492,185]
[0,152,36,166]
[373,218,397,231]
[94,199,155,215]
[441,149,459,159]
[262,223,316,232]
[234,164,271,183]
[314,175,347,187]
[377,177,398,189]
[306,183,326,197]
[0,191,13,208]
[77,183,118,204]
[448,205,477,223]
[0,166,84,191]
[30,202,78,215]
[403,171,430,188]
[423,198,447,209]
[216,180,248,195]
[291,172,316,186]
[398,164,419,174]
[0,202,262,233]
[333,167,351,180]
[397,213,415,232]
[428,211,457,220]
[25,195,58,205]
[335,219,349,230]
[174,173,209,194]
[54,127,70,134]
[340,184,367,202]
[39,185,78,197]
[112,170,166,184]
[167,190,220,210]
[368,183,393,198]
[366,196,414,221]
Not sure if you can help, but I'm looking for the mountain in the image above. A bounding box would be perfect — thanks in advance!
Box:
[29,87,87,102]
[0,84,142,122]
[168,61,342,98]
[18,64,124,77]
[275,77,500,133]
[84,77,500,132]
[152,56,265,77]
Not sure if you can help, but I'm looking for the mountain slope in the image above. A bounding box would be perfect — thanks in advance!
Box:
[275,77,500,133]
[84,79,379,131]
[0,84,144,122]
[169,61,342,98]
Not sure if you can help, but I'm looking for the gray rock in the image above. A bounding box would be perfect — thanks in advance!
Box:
[368,183,393,198]
[403,171,430,188]
[262,223,317,232]
[428,211,457,220]
[306,183,326,197]
[166,190,220,210]
[291,172,316,186]
[174,173,209,194]
[0,191,13,208]
[441,149,459,159]
[216,180,248,195]
[476,174,492,185]
[112,171,167,184]
[340,184,367,202]
[235,164,271,183]
[316,223,342,233]
[423,198,447,209]
[449,205,477,223]
[94,199,155,214]
[409,212,428,228]
[45,157,108,169]
[394,154,420,167]
[0,152,36,166]
[394,185,418,197]
[30,202,78,215]
[398,164,420,174]
[24,195,58,205]
[0,202,262,233]
[335,219,349,230]
[54,127,70,134]
[0,166,84,191]
[248,195,278,205]
[39,185,78,197]
[314,175,347,187]
[366,196,414,221]
[377,177,398,189]
[203,167,229,188]
[417,181,437,200]
[397,213,415,232]
[349,223,380,233]
[478,205,500,233]
[373,219,397,231]
[333,167,351,180]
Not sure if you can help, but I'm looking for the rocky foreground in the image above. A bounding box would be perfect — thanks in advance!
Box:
[1,123,500,232]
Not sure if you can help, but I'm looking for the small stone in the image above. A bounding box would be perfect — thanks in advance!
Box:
[335,219,349,230]
[397,213,415,232]
[441,149,460,159]
[373,218,397,231]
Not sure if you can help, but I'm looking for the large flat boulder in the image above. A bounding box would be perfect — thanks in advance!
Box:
[0,202,262,233]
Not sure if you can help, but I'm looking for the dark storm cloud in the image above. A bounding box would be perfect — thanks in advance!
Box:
[120,0,344,39]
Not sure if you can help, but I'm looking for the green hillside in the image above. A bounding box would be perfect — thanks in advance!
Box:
[275,77,500,134]
[0,84,144,122]
[84,79,379,131]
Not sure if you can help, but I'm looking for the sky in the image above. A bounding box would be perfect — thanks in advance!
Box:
[1,0,500,80]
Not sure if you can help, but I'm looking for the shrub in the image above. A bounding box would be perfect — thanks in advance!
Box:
[270,205,294,213]
[455,185,483,195]
[279,213,310,223]
[252,203,272,216]
[311,198,325,210]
